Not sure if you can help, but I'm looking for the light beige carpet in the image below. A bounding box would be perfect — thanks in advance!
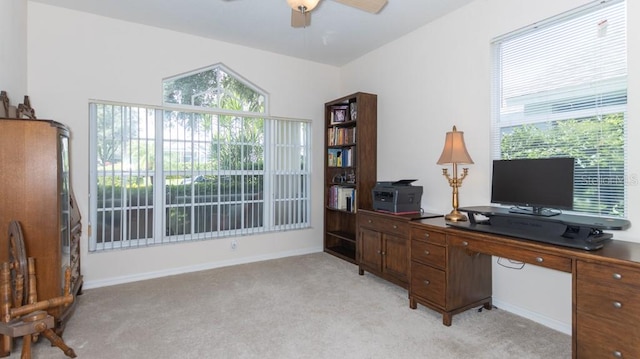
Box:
[9,252,570,358]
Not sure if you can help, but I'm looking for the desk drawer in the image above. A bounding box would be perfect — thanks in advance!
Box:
[410,262,445,307]
[359,212,407,237]
[577,261,640,325]
[576,287,640,326]
[577,260,640,289]
[577,311,640,359]
[411,240,446,269]
[410,226,446,245]
[447,235,572,273]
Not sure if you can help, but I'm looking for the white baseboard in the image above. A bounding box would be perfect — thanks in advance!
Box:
[83,246,324,290]
[492,298,571,335]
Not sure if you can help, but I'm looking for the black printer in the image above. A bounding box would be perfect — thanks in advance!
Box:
[372,179,423,214]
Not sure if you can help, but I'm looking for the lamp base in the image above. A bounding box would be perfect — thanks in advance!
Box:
[445,209,468,222]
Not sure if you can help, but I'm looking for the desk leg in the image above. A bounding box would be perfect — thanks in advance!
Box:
[443,313,452,326]
[409,297,417,309]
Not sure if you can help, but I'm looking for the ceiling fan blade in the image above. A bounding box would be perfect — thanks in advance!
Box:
[291,9,311,28]
[334,0,387,13]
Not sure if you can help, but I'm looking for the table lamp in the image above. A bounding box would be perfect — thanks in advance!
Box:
[437,125,473,222]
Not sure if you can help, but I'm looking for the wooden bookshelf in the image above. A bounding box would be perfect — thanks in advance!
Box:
[324,92,377,263]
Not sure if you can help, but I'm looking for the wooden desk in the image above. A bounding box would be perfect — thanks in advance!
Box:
[410,217,640,359]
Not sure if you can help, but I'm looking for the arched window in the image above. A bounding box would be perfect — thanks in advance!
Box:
[163,64,267,114]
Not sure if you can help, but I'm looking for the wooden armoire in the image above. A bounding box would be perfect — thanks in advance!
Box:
[0,118,83,332]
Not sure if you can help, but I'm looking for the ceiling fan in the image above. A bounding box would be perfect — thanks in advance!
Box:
[287,0,388,28]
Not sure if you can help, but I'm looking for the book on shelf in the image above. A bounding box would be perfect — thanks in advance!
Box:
[328,148,342,167]
[328,185,357,212]
[327,147,355,167]
[327,126,356,146]
[342,147,354,167]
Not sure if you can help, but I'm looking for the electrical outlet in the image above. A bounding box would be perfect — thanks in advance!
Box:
[230,239,238,251]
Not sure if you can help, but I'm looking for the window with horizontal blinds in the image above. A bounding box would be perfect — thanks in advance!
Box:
[490,0,627,217]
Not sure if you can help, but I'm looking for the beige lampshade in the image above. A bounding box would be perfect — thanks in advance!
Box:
[437,126,474,165]
[287,0,320,12]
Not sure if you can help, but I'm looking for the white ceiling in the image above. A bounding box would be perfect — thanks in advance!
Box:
[30,0,474,66]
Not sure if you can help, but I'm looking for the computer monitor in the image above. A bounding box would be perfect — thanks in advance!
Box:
[490,157,574,217]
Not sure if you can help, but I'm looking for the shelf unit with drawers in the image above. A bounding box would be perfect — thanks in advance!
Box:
[358,210,410,287]
[575,260,640,358]
[357,210,440,288]
[409,220,493,325]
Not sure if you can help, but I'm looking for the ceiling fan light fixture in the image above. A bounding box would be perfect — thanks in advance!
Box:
[287,0,320,13]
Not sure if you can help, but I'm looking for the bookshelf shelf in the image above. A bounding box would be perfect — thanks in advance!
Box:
[324,92,377,264]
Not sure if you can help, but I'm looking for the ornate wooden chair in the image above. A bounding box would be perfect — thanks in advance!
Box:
[0,221,76,358]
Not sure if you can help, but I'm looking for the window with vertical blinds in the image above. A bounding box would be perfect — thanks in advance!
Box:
[491,0,628,217]
[89,64,311,251]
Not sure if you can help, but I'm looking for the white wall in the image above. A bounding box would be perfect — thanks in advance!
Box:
[26,3,340,288]
[342,0,640,333]
[0,0,27,99]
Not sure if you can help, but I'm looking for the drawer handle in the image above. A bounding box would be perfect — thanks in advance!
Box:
[612,301,623,309]
[424,233,430,238]
[368,219,372,223]
[424,250,430,255]
[613,350,622,358]
[393,225,398,229]
[423,280,430,286]
[613,273,622,280]
[462,241,468,246]
[535,257,544,263]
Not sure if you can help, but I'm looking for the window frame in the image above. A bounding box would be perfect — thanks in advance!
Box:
[89,65,311,252]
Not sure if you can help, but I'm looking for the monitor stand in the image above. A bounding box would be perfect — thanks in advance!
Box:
[508,206,560,217]
[447,206,631,251]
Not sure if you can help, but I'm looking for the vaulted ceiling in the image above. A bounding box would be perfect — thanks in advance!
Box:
[30,0,474,66]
